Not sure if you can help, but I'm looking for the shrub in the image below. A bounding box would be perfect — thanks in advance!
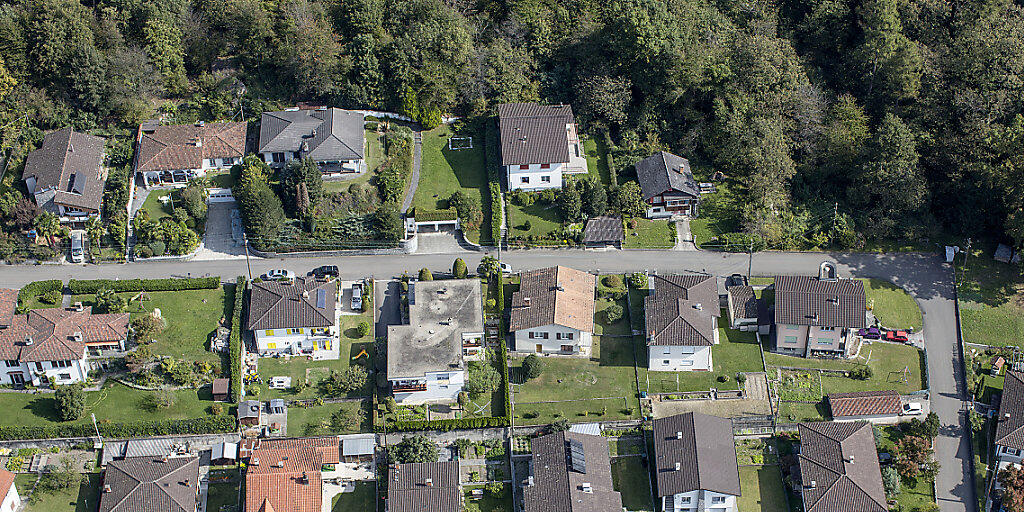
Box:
[602,275,623,289]
[320,367,368,396]
[600,304,624,324]
[849,366,873,380]
[629,272,648,289]
[68,277,220,294]
[390,435,439,463]
[717,374,730,383]
[522,355,544,380]
[40,289,62,305]
[418,268,433,281]
[357,321,371,337]
[453,258,468,278]
[131,313,167,342]
[54,385,85,421]
[152,390,176,409]
[150,240,166,256]
[137,245,154,258]
[95,288,127,313]
[489,182,502,245]
[539,189,557,204]
[522,220,532,231]
[210,403,224,415]
[229,276,246,403]
[17,280,62,310]
[736,373,747,384]
[0,416,237,440]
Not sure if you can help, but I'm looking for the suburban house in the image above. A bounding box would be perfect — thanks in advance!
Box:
[498,103,588,191]
[98,456,200,512]
[635,151,701,219]
[246,277,339,357]
[0,304,129,387]
[773,262,866,358]
[135,120,246,186]
[245,437,342,512]
[653,412,741,512]
[827,390,903,424]
[387,279,483,404]
[258,107,365,174]
[510,266,595,356]
[582,216,624,249]
[995,371,1024,463]
[0,469,19,512]
[23,127,106,224]
[388,461,462,512]
[725,284,758,332]
[796,421,886,512]
[522,431,623,512]
[644,274,720,372]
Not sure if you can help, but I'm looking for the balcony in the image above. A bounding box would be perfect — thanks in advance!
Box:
[392,382,427,392]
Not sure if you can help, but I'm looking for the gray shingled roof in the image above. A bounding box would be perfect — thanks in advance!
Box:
[727,285,758,319]
[387,461,461,512]
[498,103,574,166]
[24,127,107,212]
[797,421,886,512]
[246,278,337,330]
[774,276,866,328]
[634,151,699,202]
[644,274,720,347]
[582,216,624,244]
[524,431,623,512]
[996,371,1024,450]
[99,456,199,512]
[653,412,741,496]
[258,108,364,161]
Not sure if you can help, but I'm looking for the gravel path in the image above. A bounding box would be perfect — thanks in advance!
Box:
[401,130,423,213]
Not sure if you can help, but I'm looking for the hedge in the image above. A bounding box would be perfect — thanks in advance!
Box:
[0,415,236,441]
[68,277,220,294]
[387,416,510,432]
[495,271,511,421]
[18,280,63,306]
[489,182,502,246]
[485,117,502,247]
[229,275,247,403]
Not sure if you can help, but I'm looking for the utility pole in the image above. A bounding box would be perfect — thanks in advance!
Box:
[962,238,973,285]
[243,234,253,281]
[747,239,754,279]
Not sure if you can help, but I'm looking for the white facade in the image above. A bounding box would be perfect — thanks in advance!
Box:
[506,162,565,191]
[663,490,737,512]
[648,345,713,372]
[998,444,1024,464]
[139,156,238,187]
[0,357,90,387]
[513,324,593,356]
[261,151,365,175]
[391,370,466,404]
[0,480,20,512]
[254,326,337,357]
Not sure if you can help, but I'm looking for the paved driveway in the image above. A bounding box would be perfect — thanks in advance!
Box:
[194,201,245,260]
[374,280,402,339]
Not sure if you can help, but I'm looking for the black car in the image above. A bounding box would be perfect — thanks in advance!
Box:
[310,265,339,278]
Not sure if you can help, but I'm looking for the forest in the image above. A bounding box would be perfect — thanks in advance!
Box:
[0,0,1022,251]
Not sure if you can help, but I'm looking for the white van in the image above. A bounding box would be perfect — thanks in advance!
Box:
[70,230,85,263]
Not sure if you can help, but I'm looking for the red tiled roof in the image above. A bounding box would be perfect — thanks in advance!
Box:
[245,437,340,512]
[0,306,128,362]
[0,288,16,326]
[0,468,14,497]
[827,390,901,418]
[137,122,246,172]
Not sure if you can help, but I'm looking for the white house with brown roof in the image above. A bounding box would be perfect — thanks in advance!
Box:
[498,103,588,191]
[23,127,107,224]
[510,266,595,356]
[827,390,903,424]
[246,277,339,358]
[644,274,720,372]
[245,437,342,512]
[634,151,701,219]
[653,413,741,512]
[135,120,246,187]
[0,304,128,387]
[773,262,866,358]
[0,469,20,512]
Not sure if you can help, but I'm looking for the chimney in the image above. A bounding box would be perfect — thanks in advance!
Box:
[275,460,285,468]
[675,432,683,440]
[581,483,593,494]
[693,303,703,310]
[527,476,535,486]
[103,485,112,493]
[252,457,260,466]
[845,455,855,464]
[674,462,681,471]
[1005,413,1012,421]
[196,120,205,127]
[73,301,83,311]
[807,481,817,489]
[301,471,308,484]
[425,478,434,487]
[24,336,33,346]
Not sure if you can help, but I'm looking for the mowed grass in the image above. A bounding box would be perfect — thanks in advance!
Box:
[463,483,513,512]
[412,124,488,244]
[863,278,923,329]
[961,302,1024,347]
[139,189,178,221]
[776,400,830,423]
[876,425,936,512]
[623,218,675,249]
[764,341,925,394]
[287,400,370,436]
[611,457,654,511]
[957,251,1024,347]
[16,472,101,512]
[508,201,562,237]
[332,481,376,512]
[738,466,788,512]
[583,137,612,186]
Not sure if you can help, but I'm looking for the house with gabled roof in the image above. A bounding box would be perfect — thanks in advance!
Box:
[135,120,246,186]
[827,390,902,424]
[996,371,1024,463]
[644,274,720,372]
[23,127,107,224]
[635,151,701,219]
[0,303,128,387]
[498,103,588,191]
[773,262,866,358]
[246,277,339,357]
[796,421,886,512]
[258,107,365,175]
[522,431,623,512]
[387,461,462,512]
[0,468,20,512]
[98,456,200,512]
[245,437,342,512]
[510,266,596,356]
[653,412,741,512]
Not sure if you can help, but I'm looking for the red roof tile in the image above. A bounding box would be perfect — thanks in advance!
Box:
[137,122,246,172]
[827,390,901,418]
[0,306,128,362]
[245,437,340,512]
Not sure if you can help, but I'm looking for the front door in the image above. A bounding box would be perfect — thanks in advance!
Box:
[535,344,543,353]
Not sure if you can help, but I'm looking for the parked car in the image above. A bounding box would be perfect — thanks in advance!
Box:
[309,265,339,278]
[858,327,882,339]
[351,282,364,311]
[885,330,910,343]
[500,262,513,274]
[262,269,295,280]
[903,402,923,415]
[69,230,85,263]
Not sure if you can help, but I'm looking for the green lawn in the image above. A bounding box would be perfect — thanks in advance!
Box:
[688,181,743,248]
[139,189,179,221]
[776,400,830,423]
[508,201,562,237]
[412,125,488,244]
[611,457,654,511]
[595,296,631,336]
[16,471,100,512]
[623,219,675,249]
[735,438,779,465]
[332,481,376,512]
[875,426,937,512]
[957,249,1024,347]
[862,278,923,330]
[206,469,240,512]
[287,400,370,436]
[365,128,384,173]
[207,172,235,189]
[583,137,612,186]
[463,483,512,512]
[738,466,788,512]
[764,341,925,394]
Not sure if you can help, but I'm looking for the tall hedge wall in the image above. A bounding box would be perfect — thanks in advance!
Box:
[17,280,63,306]
[0,415,236,441]
[68,277,220,294]
[229,275,247,403]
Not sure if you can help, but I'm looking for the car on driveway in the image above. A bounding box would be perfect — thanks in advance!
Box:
[262,269,295,280]
[858,327,882,339]
[309,265,339,279]
[500,262,513,274]
[886,330,909,343]
[903,402,923,415]
[351,282,363,311]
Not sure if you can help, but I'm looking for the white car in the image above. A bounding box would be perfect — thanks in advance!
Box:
[262,269,295,280]
[351,282,363,311]
[500,262,513,274]
[903,402,923,415]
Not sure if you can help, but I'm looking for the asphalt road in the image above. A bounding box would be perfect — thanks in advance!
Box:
[0,248,970,511]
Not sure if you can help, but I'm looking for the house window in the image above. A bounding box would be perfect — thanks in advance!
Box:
[711,497,726,504]
[268,342,277,349]
[266,330,275,336]
[541,176,551,183]
[296,328,303,334]
[561,345,574,352]
[4,360,17,367]
[663,349,671,355]
[272,152,285,163]
[519,165,529,170]
[556,333,574,340]
[821,326,836,331]
[817,339,833,345]
[293,151,301,159]
[663,360,671,365]
[1006,447,1021,456]
[679,497,691,504]
[54,360,70,368]
[680,361,693,366]
[783,336,798,344]
[35,362,44,371]
[680,346,694,354]
[540,164,550,169]
[58,373,71,381]
[521,176,530,184]
[786,325,799,330]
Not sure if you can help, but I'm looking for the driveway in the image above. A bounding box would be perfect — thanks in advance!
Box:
[374,280,402,339]
[194,201,245,260]
[415,232,469,254]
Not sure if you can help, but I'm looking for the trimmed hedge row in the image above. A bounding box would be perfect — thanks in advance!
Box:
[18,280,63,306]
[495,271,511,420]
[489,182,502,246]
[0,415,236,441]
[388,416,510,432]
[229,275,247,403]
[485,117,502,246]
[68,277,220,294]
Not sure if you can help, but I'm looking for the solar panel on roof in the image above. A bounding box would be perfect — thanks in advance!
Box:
[568,438,586,473]
[316,289,327,308]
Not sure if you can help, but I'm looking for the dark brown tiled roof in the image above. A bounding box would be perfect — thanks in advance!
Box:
[774,276,866,328]
[797,421,886,512]
[644,274,719,346]
[387,462,461,512]
[0,288,16,326]
[137,121,246,172]
[99,456,199,512]
[524,431,623,512]
[996,371,1024,450]
[653,412,740,496]
[582,216,624,244]
[245,437,340,512]
[23,127,107,212]
[211,378,229,395]
[498,103,574,166]
[634,151,700,201]
[827,390,901,418]
[727,285,757,320]
[511,267,595,333]
[247,278,337,330]
[0,306,128,362]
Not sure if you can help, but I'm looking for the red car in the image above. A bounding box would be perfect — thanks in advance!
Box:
[886,330,909,343]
